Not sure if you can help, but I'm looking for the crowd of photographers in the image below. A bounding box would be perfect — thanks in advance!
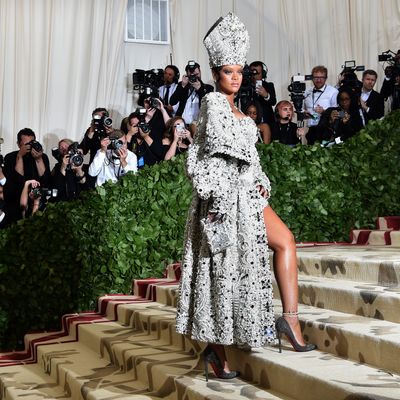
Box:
[0,50,399,228]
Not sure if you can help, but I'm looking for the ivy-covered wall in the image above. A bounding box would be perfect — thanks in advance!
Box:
[1,111,399,349]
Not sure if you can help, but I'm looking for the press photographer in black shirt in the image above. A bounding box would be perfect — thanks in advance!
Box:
[80,107,113,165]
[3,128,50,224]
[50,139,87,201]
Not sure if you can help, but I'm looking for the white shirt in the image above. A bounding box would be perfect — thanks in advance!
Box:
[159,83,179,116]
[361,89,372,103]
[304,84,338,126]
[88,149,137,187]
[182,89,200,124]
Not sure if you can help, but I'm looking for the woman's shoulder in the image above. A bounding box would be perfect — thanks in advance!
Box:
[201,92,228,109]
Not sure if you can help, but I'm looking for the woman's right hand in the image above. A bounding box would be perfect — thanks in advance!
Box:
[329,110,339,124]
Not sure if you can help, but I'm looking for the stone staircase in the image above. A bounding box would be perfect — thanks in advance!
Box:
[1,247,400,399]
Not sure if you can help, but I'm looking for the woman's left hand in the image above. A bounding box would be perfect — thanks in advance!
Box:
[257,185,269,198]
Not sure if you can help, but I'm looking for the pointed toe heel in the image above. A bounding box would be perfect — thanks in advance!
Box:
[275,315,317,353]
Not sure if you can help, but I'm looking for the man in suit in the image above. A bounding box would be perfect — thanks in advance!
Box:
[158,65,180,117]
[249,61,276,126]
[360,70,384,123]
[169,61,213,124]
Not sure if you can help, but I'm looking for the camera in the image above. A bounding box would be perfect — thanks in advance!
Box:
[378,50,400,78]
[108,136,124,151]
[186,60,199,83]
[28,140,43,152]
[67,142,84,167]
[337,109,345,119]
[93,114,113,138]
[135,107,150,134]
[132,68,164,95]
[287,74,312,121]
[30,187,58,200]
[339,60,364,94]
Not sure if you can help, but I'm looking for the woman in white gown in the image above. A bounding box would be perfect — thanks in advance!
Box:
[176,13,316,380]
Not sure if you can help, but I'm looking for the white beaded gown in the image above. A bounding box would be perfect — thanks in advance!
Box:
[176,92,275,347]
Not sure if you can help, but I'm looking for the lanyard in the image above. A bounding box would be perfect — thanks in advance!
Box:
[312,85,326,108]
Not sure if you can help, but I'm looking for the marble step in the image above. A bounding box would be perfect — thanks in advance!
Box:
[83,297,400,379]
[273,275,400,324]
[296,244,400,285]
[0,307,294,400]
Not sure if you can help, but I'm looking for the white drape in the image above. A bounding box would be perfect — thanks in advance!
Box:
[0,0,127,155]
[0,0,399,156]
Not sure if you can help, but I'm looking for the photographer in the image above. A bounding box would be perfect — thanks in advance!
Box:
[88,130,137,186]
[126,108,165,169]
[20,180,43,218]
[248,61,277,125]
[3,128,50,224]
[80,107,113,165]
[169,61,213,124]
[158,65,180,116]
[304,66,338,144]
[50,139,87,201]
[317,87,364,144]
[162,117,193,160]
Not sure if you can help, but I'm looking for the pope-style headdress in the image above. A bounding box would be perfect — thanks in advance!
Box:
[203,12,250,68]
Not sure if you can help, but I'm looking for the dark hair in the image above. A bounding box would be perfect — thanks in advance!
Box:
[165,65,180,83]
[185,62,200,73]
[163,116,187,141]
[362,69,378,79]
[337,86,360,114]
[211,66,223,83]
[243,101,263,125]
[91,107,108,117]
[17,128,35,144]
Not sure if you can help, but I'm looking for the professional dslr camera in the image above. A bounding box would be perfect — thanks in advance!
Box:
[339,60,364,94]
[287,74,312,121]
[108,136,124,151]
[142,86,161,109]
[30,187,58,200]
[186,60,199,83]
[67,142,84,167]
[135,107,151,134]
[27,140,43,152]
[93,113,113,138]
[378,50,400,78]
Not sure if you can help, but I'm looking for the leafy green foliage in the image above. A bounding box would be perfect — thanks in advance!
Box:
[0,111,400,349]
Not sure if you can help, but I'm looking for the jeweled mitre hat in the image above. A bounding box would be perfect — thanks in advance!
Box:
[203,12,250,68]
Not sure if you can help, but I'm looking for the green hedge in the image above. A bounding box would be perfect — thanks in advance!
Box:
[0,110,400,349]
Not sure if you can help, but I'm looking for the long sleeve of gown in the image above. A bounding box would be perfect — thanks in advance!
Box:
[186,93,251,214]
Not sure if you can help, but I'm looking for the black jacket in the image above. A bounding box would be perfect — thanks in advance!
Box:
[252,81,277,125]
[169,81,213,117]
[364,90,384,123]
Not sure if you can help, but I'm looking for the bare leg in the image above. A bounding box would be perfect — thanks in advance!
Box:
[263,206,306,346]
[209,343,231,372]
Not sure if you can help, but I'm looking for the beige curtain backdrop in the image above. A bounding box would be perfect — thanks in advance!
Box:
[0,0,399,156]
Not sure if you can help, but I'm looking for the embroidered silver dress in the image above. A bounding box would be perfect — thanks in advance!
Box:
[176,92,275,347]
